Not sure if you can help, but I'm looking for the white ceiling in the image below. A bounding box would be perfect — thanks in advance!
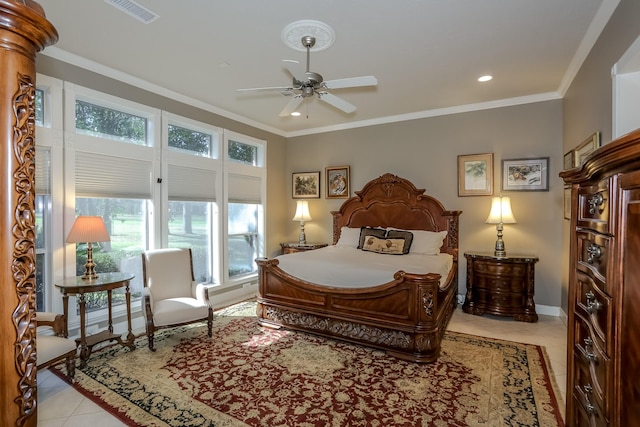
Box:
[37,0,614,137]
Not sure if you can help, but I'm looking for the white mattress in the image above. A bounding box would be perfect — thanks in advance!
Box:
[275,245,453,289]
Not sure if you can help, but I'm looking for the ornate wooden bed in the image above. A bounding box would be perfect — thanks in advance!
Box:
[256,173,461,363]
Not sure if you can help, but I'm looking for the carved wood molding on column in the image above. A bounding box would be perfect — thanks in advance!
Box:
[0,1,57,426]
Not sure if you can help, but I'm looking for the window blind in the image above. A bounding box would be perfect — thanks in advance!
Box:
[228,173,261,203]
[168,164,216,202]
[35,147,51,195]
[75,151,152,198]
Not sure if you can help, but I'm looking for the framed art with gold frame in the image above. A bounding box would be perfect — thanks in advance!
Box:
[574,132,601,167]
[326,166,350,199]
[457,153,493,196]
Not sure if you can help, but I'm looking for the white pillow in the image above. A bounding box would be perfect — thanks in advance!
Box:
[410,230,448,254]
[387,228,448,255]
[335,227,361,247]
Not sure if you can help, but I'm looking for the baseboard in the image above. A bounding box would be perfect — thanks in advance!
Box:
[457,294,562,318]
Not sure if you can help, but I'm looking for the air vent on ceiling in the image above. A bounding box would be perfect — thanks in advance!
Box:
[105,0,159,24]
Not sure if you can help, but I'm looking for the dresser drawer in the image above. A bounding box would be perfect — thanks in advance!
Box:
[577,179,610,234]
[574,354,611,423]
[473,260,527,278]
[576,231,611,291]
[471,274,527,293]
[573,312,611,403]
[575,272,613,354]
[571,392,609,427]
[473,288,525,308]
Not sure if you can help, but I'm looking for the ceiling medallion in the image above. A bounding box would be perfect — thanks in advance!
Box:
[281,20,335,52]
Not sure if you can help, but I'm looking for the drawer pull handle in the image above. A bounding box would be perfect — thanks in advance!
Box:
[586,243,602,264]
[583,338,598,363]
[583,385,598,416]
[585,291,603,314]
[587,193,604,214]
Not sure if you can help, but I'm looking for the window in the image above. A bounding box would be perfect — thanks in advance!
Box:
[35,88,44,127]
[228,139,258,166]
[73,198,149,312]
[224,131,266,282]
[167,201,213,283]
[228,203,260,277]
[35,147,51,311]
[168,124,213,157]
[75,100,148,145]
[164,112,222,284]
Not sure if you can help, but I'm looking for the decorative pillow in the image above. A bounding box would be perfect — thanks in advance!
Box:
[357,227,387,249]
[361,236,407,255]
[385,229,414,254]
[410,230,448,255]
[335,227,362,247]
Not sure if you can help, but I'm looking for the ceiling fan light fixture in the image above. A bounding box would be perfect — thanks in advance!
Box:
[290,111,301,117]
[478,75,493,82]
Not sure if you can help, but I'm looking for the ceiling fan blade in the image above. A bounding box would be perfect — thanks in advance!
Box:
[318,92,357,114]
[279,95,304,117]
[323,76,378,89]
[237,86,294,93]
[282,59,305,81]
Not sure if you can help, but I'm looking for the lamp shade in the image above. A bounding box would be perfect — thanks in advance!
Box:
[485,196,517,224]
[66,216,110,243]
[292,200,312,222]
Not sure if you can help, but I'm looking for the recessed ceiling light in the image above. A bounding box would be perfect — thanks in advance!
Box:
[291,111,301,117]
[478,75,493,82]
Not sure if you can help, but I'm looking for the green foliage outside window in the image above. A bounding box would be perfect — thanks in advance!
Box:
[228,140,257,165]
[168,124,211,156]
[75,100,147,144]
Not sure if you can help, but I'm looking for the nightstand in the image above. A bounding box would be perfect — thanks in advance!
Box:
[280,242,328,255]
[463,252,539,322]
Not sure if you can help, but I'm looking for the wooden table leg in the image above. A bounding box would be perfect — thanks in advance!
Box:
[61,293,69,338]
[77,293,88,369]
[124,282,135,348]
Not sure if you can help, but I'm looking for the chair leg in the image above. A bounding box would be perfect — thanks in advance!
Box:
[65,355,76,381]
[147,332,156,351]
[207,308,213,338]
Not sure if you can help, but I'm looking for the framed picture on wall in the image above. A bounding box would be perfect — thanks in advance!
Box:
[457,153,494,196]
[502,157,549,191]
[574,132,601,166]
[326,166,350,199]
[292,171,320,199]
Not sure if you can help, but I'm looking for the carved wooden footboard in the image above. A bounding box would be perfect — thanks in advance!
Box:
[256,259,458,363]
[257,173,461,363]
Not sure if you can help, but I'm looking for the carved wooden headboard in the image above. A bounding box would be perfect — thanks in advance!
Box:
[331,173,462,259]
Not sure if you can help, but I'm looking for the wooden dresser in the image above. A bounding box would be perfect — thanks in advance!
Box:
[560,128,640,426]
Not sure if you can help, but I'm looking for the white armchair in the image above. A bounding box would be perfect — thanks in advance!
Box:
[36,312,76,380]
[141,248,213,351]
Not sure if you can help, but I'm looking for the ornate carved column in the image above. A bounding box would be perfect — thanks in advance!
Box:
[0,1,57,426]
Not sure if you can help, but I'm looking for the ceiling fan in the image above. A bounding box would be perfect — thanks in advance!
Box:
[237,35,377,117]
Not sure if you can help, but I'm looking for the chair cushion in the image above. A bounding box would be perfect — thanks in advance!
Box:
[145,248,194,301]
[37,335,76,366]
[152,298,210,327]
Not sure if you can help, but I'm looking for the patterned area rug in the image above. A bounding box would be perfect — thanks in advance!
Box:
[53,301,564,426]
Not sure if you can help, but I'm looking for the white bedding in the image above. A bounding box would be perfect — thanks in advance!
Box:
[275,245,453,289]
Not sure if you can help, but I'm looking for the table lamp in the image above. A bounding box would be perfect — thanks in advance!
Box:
[485,196,517,257]
[292,200,312,244]
[67,216,111,280]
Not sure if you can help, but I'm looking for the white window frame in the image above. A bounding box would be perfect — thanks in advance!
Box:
[35,73,64,313]
[161,111,223,283]
[222,130,267,286]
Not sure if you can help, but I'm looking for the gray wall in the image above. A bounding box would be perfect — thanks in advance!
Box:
[561,0,640,310]
[287,101,564,307]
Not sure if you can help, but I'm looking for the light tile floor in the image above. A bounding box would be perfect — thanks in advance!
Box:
[37,307,567,426]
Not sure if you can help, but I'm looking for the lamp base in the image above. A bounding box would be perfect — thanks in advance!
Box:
[494,223,507,257]
[81,243,99,281]
[298,221,307,245]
